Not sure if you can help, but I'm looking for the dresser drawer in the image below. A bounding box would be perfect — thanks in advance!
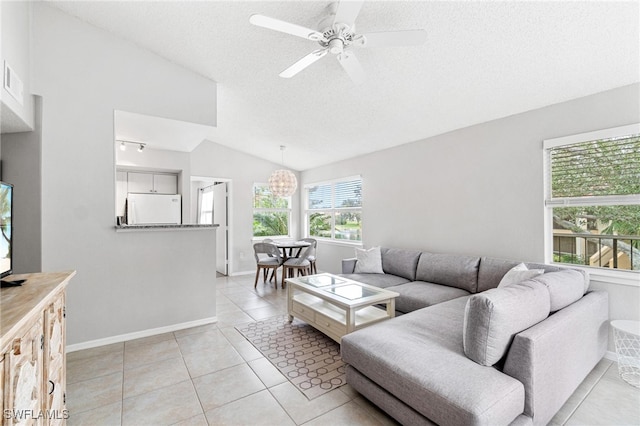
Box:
[315,312,346,336]
[292,301,315,323]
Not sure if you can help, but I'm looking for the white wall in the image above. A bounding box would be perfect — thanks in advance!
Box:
[0,0,35,132]
[302,84,640,350]
[31,4,218,345]
[190,139,301,274]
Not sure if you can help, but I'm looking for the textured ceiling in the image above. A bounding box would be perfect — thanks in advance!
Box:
[48,1,640,171]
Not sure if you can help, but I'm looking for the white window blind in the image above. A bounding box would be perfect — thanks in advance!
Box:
[546,134,640,206]
[308,183,332,209]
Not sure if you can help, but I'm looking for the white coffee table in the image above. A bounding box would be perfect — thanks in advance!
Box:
[286,273,399,343]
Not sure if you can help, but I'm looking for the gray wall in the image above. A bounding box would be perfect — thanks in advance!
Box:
[31,4,218,346]
[302,84,640,268]
[0,97,43,273]
[302,83,640,352]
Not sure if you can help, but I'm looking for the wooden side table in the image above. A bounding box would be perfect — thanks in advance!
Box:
[611,320,640,388]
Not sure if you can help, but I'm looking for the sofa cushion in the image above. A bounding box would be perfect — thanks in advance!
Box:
[380,247,422,281]
[387,281,470,313]
[463,280,551,366]
[530,270,585,312]
[498,263,544,288]
[354,247,384,274]
[340,273,410,289]
[477,257,563,293]
[341,297,526,425]
[415,252,481,293]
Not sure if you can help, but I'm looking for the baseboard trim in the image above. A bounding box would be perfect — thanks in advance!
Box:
[604,350,617,362]
[231,270,254,276]
[66,316,218,353]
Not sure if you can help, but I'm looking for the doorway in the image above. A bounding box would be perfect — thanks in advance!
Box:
[192,176,230,276]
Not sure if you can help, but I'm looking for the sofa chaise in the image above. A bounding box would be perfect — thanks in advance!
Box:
[339,248,608,425]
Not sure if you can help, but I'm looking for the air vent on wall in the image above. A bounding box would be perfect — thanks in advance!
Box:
[3,61,24,106]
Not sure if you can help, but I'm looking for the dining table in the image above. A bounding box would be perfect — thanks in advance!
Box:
[272,240,311,261]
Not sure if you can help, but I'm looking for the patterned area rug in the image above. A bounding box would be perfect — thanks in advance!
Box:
[236,315,346,399]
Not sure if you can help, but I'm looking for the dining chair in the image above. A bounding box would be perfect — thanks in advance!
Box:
[253,242,283,289]
[281,244,314,288]
[299,238,318,274]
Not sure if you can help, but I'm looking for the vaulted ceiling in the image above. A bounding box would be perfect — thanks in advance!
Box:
[48,1,640,170]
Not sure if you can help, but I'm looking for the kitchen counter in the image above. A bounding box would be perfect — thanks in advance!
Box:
[115,224,219,232]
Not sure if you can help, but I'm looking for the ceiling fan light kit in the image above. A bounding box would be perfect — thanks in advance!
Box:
[250,0,426,84]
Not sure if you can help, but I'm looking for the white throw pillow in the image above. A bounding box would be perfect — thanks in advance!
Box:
[498,263,544,288]
[354,247,384,274]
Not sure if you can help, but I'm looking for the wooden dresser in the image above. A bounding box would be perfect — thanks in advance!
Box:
[1,271,75,425]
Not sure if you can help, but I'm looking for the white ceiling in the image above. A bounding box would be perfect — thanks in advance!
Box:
[48,1,639,171]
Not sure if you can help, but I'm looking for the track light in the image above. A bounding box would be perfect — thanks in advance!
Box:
[116,140,147,153]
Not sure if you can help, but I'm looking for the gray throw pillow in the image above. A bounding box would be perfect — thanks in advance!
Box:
[354,247,384,274]
[463,280,551,366]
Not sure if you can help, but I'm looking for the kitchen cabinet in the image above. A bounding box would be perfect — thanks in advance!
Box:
[127,172,177,194]
[1,271,75,425]
[153,174,178,194]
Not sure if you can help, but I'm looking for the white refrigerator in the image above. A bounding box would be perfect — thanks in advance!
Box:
[127,193,181,225]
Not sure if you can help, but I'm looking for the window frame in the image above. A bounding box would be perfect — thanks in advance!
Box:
[543,123,640,278]
[304,175,363,243]
[252,183,292,238]
[198,185,214,225]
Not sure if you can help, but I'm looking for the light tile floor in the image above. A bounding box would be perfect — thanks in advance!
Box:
[67,274,640,425]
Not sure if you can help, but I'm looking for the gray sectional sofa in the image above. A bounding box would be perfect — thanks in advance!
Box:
[340,248,608,426]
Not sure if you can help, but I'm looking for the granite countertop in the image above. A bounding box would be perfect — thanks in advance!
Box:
[115,224,219,231]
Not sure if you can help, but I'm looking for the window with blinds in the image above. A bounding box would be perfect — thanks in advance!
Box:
[306,177,362,242]
[544,124,640,272]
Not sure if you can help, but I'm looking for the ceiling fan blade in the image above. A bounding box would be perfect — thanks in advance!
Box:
[359,30,427,48]
[250,14,324,41]
[279,49,329,78]
[333,0,364,27]
[337,50,365,84]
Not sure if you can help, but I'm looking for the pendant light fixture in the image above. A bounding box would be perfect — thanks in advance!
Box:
[268,145,297,197]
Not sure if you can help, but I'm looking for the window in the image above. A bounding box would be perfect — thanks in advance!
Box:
[544,124,640,272]
[198,186,214,224]
[253,184,290,237]
[306,177,362,242]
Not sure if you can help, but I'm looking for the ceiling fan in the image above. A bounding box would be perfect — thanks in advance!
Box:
[249,0,427,84]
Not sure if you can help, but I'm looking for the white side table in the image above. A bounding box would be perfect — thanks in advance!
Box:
[611,320,640,388]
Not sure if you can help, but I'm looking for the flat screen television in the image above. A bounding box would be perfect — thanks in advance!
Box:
[0,181,15,282]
